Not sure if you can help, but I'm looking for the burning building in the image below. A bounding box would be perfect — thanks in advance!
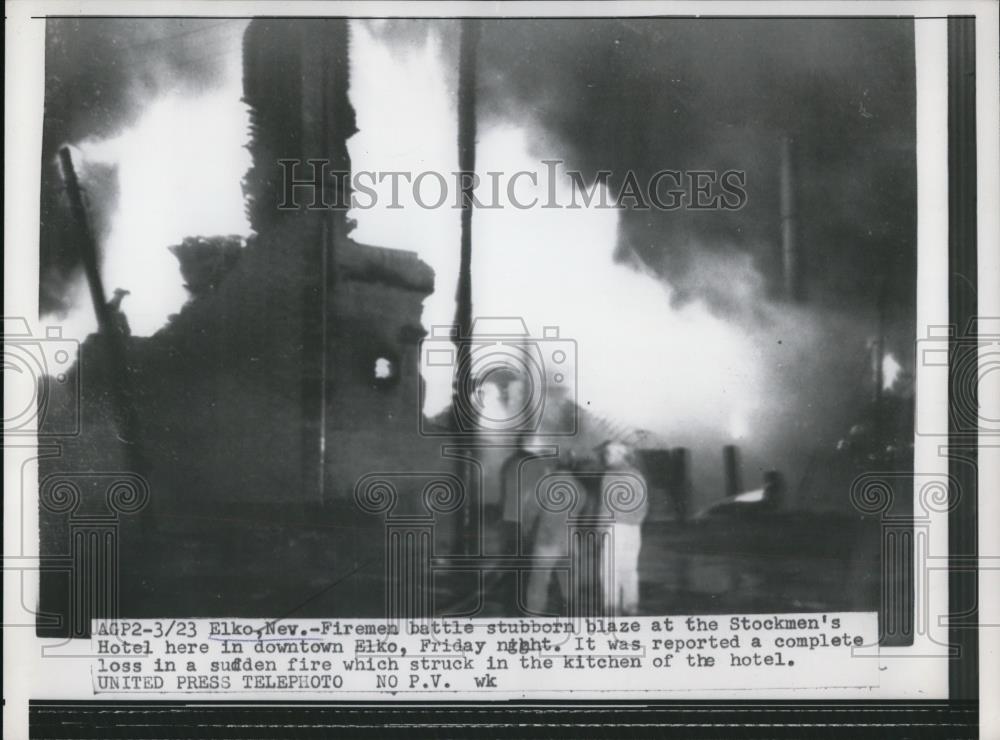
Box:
[42,19,444,520]
[36,18,908,629]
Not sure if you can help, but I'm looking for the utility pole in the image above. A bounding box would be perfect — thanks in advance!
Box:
[452,19,480,555]
[779,136,803,302]
[58,148,150,507]
[454,19,479,368]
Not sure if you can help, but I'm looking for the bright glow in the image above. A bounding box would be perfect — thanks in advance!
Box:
[56,20,769,442]
[733,488,765,503]
[348,24,772,438]
[70,52,251,338]
[469,126,765,437]
[349,22,460,413]
[374,357,394,379]
[882,351,902,391]
[728,410,749,440]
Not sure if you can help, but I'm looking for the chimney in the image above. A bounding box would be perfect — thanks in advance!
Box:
[670,447,691,523]
[723,444,742,498]
[242,19,356,236]
[779,136,803,301]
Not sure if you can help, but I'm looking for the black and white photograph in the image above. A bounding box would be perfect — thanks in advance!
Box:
[32,11,920,624]
[4,1,997,737]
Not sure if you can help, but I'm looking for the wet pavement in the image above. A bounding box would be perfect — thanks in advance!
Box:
[47,508,884,630]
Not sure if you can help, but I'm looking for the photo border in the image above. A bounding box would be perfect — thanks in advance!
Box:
[5,2,994,737]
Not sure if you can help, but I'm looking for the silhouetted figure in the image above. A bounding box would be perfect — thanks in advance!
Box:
[507,440,569,615]
[597,440,649,616]
[107,288,131,337]
[500,445,535,552]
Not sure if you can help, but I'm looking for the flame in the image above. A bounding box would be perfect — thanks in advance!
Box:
[347,25,821,453]
[61,45,250,340]
[53,19,877,491]
[882,352,902,391]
